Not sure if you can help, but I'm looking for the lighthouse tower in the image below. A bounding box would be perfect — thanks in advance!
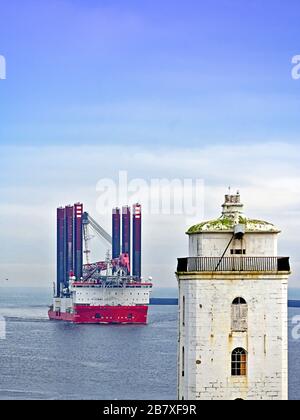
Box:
[176,192,290,400]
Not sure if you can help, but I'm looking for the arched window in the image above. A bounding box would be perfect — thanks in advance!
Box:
[232,348,247,376]
[231,297,248,332]
[232,297,246,305]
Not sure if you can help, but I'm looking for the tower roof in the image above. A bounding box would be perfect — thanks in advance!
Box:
[187,191,280,234]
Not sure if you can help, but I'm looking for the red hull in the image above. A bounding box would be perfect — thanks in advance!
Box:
[48,305,149,324]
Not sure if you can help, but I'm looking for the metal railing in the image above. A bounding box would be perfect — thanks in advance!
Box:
[177,257,290,273]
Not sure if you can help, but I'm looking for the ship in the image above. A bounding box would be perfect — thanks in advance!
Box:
[48,203,152,324]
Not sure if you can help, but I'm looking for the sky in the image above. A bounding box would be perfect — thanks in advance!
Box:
[0,0,300,290]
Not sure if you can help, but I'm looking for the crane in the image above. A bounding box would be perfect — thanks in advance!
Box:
[82,212,112,266]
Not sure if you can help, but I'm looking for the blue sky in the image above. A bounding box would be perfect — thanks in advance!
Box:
[0,0,300,146]
[0,1,300,290]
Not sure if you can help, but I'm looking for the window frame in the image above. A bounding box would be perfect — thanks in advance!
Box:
[231,348,247,377]
[182,295,185,327]
[231,297,248,332]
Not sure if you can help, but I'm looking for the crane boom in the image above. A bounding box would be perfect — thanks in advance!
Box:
[82,212,112,265]
[83,212,112,245]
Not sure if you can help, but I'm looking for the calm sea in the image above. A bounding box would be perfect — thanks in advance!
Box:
[0,287,299,400]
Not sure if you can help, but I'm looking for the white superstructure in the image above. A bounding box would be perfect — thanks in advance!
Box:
[71,282,152,306]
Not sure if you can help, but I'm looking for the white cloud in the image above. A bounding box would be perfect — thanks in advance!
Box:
[0,142,299,288]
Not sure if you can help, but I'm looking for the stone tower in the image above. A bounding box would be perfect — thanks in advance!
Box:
[176,192,290,400]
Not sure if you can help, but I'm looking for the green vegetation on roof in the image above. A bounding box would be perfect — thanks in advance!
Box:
[187,216,278,234]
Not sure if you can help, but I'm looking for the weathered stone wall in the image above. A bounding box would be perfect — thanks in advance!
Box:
[178,274,288,400]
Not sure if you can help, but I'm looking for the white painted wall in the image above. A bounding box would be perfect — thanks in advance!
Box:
[177,273,289,400]
[189,232,278,257]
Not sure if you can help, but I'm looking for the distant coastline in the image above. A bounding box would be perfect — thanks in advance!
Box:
[288,300,300,308]
[1,286,300,308]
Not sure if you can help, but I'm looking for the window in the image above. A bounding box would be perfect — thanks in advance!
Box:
[232,297,246,305]
[231,297,248,332]
[183,296,185,327]
[231,249,246,255]
[231,348,247,376]
[182,347,185,377]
